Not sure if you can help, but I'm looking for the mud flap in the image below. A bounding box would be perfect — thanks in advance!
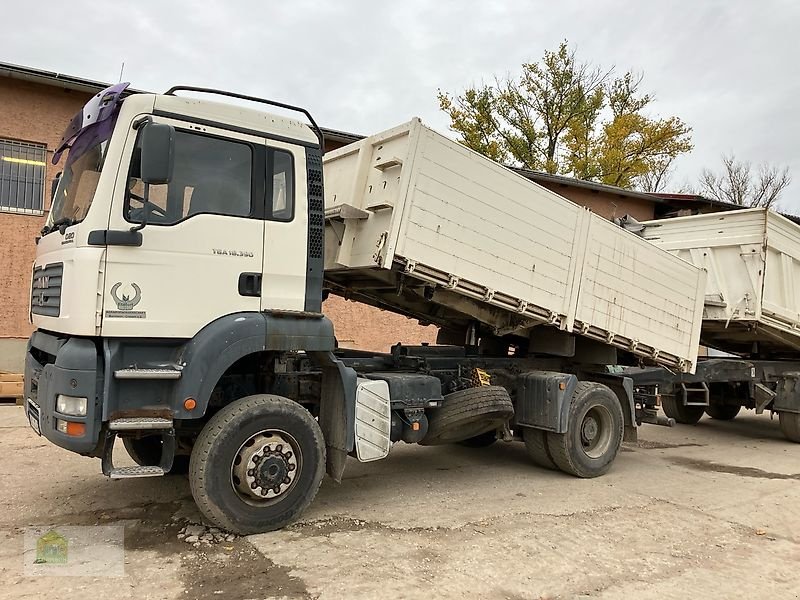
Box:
[354,378,391,462]
[311,352,357,482]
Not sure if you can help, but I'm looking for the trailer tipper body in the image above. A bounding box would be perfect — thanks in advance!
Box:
[323,119,705,373]
[23,85,707,534]
[628,208,800,441]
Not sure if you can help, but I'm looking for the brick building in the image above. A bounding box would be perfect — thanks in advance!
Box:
[0,61,732,372]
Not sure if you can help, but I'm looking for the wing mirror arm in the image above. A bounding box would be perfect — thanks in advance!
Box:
[130,183,150,233]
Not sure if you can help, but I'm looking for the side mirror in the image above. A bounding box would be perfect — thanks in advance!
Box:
[51,172,62,202]
[140,123,175,185]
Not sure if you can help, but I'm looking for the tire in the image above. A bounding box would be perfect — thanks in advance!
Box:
[546,382,624,478]
[522,428,557,470]
[421,386,514,446]
[661,395,705,425]
[705,404,741,421]
[189,394,326,534]
[457,430,498,448]
[779,412,800,443]
[123,436,190,474]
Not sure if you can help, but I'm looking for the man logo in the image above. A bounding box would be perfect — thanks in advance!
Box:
[110,282,142,311]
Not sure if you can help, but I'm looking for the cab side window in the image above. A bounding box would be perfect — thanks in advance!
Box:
[269,149,294,222]
[126,130,253,225]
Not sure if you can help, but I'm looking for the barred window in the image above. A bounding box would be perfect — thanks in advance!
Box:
[0,139,47,214]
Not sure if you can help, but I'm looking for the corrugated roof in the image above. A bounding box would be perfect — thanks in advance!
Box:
[511,167,667,204]
[0,60,350,143]
[0,60,145,95]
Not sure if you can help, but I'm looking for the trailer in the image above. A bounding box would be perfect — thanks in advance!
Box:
[627,208,800,441]
[23,86,708,534]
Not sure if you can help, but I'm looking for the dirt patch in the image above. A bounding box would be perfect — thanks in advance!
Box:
[629,440,706,450]
[289,516,446,537]
[181,539,311,600]
[670,456,800,480]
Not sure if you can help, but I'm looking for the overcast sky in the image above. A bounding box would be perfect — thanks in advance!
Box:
[4,1,799,208]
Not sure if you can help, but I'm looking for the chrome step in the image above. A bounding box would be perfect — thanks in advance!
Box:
[109,417,173,430]
[114,368,182,380]
[109,465,165,479]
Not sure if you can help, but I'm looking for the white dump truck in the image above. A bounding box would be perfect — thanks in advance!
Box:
[24,84,705,534]
[626,208,800,442]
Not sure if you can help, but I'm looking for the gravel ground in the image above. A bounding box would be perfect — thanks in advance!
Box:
[1,404,798,599]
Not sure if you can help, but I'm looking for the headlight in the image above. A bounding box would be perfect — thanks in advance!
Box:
[56,395,87,417]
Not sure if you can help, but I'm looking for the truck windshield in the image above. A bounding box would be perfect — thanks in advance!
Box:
[49,139,108,229]
[44,81,128,235]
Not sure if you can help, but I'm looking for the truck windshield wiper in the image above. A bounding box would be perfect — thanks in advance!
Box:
[41,217,76,236]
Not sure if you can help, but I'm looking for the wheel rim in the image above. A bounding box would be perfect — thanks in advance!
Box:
[579,405,614,459]
[231,430,302,506]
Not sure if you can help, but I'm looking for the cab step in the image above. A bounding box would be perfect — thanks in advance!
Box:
[109,465,166,479]
[109,417,173,430]
[114,368,182,380]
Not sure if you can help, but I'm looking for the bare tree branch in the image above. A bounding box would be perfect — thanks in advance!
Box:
[699,154,791,208]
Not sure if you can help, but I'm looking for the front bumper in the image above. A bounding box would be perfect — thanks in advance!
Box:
[24,331,101,454]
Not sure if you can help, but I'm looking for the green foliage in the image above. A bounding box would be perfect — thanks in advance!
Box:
[438,42,693,190]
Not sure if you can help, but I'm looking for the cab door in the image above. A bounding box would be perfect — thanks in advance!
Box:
[260,143,309,312]
[102,117,266,339]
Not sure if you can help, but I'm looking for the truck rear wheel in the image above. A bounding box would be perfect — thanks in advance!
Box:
[661,395,705,424]
[420,386,513,445]
[522,428,557,470]
[189,394,325,534]
[123,436,190,474]
[705,404,741,421]
[546,382,623,478]
[779,412,800,442]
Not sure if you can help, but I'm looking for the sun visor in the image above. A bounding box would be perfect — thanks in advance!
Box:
[52,82,130,165]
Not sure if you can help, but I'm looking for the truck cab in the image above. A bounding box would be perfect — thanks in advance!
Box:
[26,85,344,521]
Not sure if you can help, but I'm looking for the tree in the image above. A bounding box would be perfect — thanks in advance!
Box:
[437,41,693,190]
[698,154,791,209]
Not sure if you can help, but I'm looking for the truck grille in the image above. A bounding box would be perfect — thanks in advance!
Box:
[31,262,63,317]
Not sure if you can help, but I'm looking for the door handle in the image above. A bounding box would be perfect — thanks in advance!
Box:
[238,272,262,297]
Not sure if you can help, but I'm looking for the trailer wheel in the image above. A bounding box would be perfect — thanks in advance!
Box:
[421,386,513,445]
[779,412,800,443]
[123,436,190,474]
[661,395,705,424]
[705,404,741,421]
[457,430,498,448]
[189,394,325,534]
[522,428,557,470]
[546,382,623,478]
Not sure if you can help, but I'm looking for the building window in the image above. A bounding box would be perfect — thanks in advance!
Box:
[0,139,47,214]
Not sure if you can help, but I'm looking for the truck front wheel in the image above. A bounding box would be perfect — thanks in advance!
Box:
[189,394,326,534]
[779,412,800,443]
[546,382,624,478]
